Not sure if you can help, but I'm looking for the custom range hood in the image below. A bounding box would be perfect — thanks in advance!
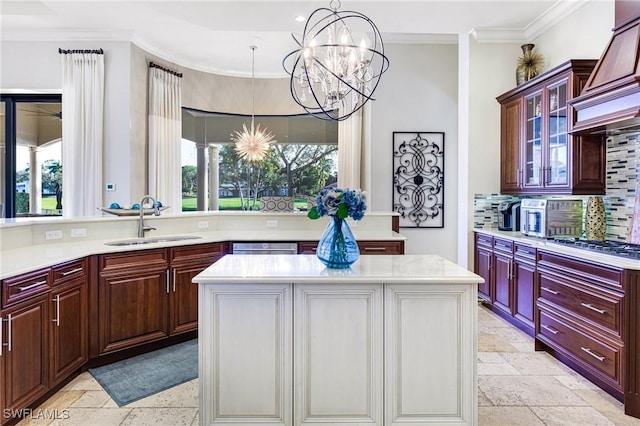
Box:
[571,1,640,135]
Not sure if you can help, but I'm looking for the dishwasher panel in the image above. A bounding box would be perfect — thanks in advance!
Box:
[232,242,298,255]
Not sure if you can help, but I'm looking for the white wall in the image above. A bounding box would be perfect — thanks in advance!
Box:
[370,43,458,261]
[0,40,133,207]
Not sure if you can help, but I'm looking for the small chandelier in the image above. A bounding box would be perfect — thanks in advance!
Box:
[283,0,389,121]
[231,45,276,162]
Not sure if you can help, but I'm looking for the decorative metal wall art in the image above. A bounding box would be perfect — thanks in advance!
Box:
[392,132,444,228]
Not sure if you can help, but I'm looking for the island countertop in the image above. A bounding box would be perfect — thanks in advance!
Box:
[194,253,483,284]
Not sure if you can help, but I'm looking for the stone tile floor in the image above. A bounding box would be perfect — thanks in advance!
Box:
[14,304,640,425]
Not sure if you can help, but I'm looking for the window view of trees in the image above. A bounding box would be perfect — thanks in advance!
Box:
[181,110,339,212]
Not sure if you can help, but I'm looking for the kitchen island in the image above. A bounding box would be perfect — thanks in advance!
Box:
[193,254,483,426]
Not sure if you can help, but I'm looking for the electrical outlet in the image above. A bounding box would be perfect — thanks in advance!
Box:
[267,220,278,228]
[71,228,87,237]
[45,230,63,240]
[198,221,209,229]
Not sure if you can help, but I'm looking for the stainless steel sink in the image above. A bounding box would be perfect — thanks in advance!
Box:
[105,236,202,246]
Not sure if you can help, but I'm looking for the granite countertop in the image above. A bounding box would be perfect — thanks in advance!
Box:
[194,254,483,285]
[0,229,406,280]
[474,228,640,270]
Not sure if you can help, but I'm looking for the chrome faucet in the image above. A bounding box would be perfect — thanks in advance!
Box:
[138,195,161,238]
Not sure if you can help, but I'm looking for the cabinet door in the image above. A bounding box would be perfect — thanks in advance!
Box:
[513,260,535,331]
[500,98,522,193]
[170,262,209,335]
[476,246,493,302]
[493,252,512,315]
[50,279,87,386]
[295,283,383,426]
[98,267,169,354]
[3,295,49,414]
[523,91,543,189]
[545,80,569,190]
[200,283,292,426]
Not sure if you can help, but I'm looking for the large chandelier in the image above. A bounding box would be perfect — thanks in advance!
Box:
[231,46,276,162]
[283,0,389,121]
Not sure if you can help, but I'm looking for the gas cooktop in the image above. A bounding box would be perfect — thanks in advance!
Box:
[552,238,640,260]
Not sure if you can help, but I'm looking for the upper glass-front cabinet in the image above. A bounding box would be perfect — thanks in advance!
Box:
[547,81,568,187]
[524,91,542,188]
[497,60,606,195]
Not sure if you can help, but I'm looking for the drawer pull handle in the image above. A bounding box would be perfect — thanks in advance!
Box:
[541,324,559,335]
[541,287,559,295]
[18,280,47,291]
[581,303,606,314]
[581,346,605,362]
[363,247,386,252]
[61,267,83,277]
[0,316,3,357]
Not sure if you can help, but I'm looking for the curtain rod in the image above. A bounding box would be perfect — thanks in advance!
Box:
[58,48,104,55]
[149,62,183,78]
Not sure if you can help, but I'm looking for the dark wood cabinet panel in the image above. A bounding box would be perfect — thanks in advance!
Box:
[500,97,522,192]
[476,246,493,302]
[2,269,50,308]
[2,295,49,415]
[50,278,87,386]
[170,263,208,335]
[493,252,512,316]
[513,259,535,329]
[98,266,169,354]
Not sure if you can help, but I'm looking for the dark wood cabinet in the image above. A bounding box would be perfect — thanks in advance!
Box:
[169,243,225,335]
[493,251,512,316]
[298,240,405,255]
[535,250,626,403]
[49,259,88,387]
[98,249,170,355]
[500,97,522,193]
[497,60,605,195]
[97,244,226,354]
[2,294,49,418]
[474,233,494,303]
[474,232,536,335]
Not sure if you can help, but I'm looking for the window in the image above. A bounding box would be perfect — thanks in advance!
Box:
[1,94,62,218]
[181,109,338,211]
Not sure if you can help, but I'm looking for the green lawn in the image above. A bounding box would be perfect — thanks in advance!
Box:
[39,195,308,212]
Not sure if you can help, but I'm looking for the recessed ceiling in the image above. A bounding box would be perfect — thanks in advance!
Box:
[0,0,596,78]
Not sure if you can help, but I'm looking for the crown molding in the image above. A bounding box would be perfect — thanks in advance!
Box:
[472,0,592,43]
[524,0,591,40]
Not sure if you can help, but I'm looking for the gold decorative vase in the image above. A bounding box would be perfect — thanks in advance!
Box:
[516,44,543,86]
[585,196,606,241]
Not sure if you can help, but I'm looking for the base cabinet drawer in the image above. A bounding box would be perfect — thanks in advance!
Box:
[538,270,623,337]
[538,308,621,386]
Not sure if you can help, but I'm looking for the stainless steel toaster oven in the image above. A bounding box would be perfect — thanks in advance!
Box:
[520,199,583,238]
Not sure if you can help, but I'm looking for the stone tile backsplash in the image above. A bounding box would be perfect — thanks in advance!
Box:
[474,132,639,241]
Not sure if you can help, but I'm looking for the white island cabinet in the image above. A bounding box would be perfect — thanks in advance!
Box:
[194,255,483,426]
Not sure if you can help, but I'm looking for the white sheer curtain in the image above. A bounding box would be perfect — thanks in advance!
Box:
[60,49,104,217]
[148,66,182,214]
[338,98,363,190]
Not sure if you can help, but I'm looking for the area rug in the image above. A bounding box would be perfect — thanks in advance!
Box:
[89,339,198,406]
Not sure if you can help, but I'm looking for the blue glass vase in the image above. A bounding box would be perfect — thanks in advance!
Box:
[316,216,360,269]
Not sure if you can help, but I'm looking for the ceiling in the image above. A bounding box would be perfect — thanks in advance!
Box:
[0,0,597,78]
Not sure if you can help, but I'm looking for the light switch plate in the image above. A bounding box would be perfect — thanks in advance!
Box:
[198,221,209,229]
[267,220,278,228]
